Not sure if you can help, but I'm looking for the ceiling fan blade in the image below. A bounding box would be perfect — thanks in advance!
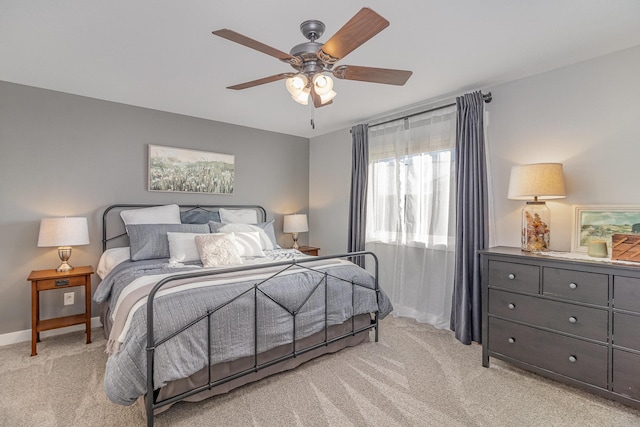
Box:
[318,8,389,64]
[227,73,294,90]
[213,29,299,65]
[333,65,412,85]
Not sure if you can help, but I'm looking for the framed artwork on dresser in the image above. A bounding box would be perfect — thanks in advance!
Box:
[148,144,235,194]
[571,205,640,252]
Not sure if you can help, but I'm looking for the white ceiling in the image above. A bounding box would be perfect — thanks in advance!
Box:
[2,0,640,138]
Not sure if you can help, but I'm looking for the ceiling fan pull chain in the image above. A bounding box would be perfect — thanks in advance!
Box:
[310,106,315,129]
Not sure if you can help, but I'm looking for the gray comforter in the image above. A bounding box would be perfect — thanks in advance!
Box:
[94,250,392,405]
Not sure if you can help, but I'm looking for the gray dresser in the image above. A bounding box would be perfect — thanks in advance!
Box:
[482,246,640,408]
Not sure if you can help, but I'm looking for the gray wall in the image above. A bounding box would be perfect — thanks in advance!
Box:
[0,81,309,335]
[487,45,640,250]
[308,128,352,255]
[309,44,640,256]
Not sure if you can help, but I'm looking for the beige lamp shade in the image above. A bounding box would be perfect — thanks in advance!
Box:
[507,163,566,201]
[283,214,309,233]
[37,217,90,247]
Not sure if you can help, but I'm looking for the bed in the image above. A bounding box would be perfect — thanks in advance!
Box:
[95,204,392,426]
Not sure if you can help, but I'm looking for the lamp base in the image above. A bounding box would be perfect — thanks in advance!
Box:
[56,246,74,272]
[291,232,300,250]
[56,261,74,272]
[521,202,550,252]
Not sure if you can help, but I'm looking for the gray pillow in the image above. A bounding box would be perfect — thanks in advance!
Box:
[127,223,210,261]
[180,210,221,224]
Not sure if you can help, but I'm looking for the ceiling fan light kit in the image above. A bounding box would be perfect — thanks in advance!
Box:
[213,7,412,109]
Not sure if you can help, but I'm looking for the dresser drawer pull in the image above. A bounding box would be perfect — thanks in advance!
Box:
[569,283,577,290]
[55,279,70,287]
[508,303,515,310]
[508,337,516,344]
[508,273,515,280]
[568,355,577,363]
[568,316,577,324]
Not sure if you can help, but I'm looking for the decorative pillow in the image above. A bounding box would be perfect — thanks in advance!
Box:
[231,231,266,257]
[208,222,274,250]
[180,209,221,224]
[127,223,210,261]
[167,232,211,263]
[219,208,258,224]
[120,204,181,226]
[195,234,242,267]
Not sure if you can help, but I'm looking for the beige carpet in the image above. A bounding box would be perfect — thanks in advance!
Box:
[1,316,639,427]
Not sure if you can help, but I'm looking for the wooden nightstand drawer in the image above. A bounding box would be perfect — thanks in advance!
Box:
[543,267,608,305]
[36,275,87,291]
[297,246,320,256]
[489,289,608,341]
[489,317,608,388]
[488,260,539,293]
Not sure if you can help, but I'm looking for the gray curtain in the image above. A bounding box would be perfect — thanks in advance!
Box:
[348,124,369,267]
[450,91,488,345]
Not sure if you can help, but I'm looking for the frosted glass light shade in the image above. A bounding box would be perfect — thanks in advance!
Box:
[312,74,333,95]
[507,163,566,200]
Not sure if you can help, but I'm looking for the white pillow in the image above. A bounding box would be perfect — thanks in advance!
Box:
[167,232,211,263]
[232,231,265,257]
[96,247,131,279]
[120,204,181,226]
[209,222,274,250]
[219,208,258,224]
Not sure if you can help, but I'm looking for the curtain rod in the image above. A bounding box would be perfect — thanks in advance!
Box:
[363,92,492,130]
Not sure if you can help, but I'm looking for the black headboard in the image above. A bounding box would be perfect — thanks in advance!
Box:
[102,204,267,251]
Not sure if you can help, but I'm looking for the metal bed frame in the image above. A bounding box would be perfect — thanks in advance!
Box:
[101,204,381,426]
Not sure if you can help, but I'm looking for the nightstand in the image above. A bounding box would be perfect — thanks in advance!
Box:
[27,266,94,356]
[297,246,320,256]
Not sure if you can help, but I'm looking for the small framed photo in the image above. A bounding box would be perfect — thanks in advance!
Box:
[572,205,640,252]
[148,145,234,194]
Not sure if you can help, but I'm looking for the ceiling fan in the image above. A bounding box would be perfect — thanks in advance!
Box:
[212,7,412,108]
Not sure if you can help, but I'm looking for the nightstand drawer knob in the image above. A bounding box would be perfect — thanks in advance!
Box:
[55,279,70,287]
[569,283,577,290]
[508,303,516,310]
[508,337,516,344]
[508,273,516,280]
[569,316,577,324]
[569,355,577,363]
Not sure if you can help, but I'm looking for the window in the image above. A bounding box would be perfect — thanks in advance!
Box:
[366,106,456,249]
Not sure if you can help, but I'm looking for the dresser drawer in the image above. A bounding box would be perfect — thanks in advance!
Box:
[613,312,640,351]
[489,317,608,388]
[614,276,640,312]
[488,260,539,293]
[489,289,608,342]
[542,267,608,305]
[613,349,640,400]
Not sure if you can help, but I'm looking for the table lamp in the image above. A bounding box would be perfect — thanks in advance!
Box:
[37,217,90,271]
[507,163,566,251]
[283,214,308,250]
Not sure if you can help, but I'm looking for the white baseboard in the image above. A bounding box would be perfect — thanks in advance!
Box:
[0,317,102,347]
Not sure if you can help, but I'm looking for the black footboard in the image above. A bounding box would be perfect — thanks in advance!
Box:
[144,251,380,426]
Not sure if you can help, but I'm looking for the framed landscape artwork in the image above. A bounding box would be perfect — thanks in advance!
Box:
[148,145,234,194]
[572,205,640,252]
